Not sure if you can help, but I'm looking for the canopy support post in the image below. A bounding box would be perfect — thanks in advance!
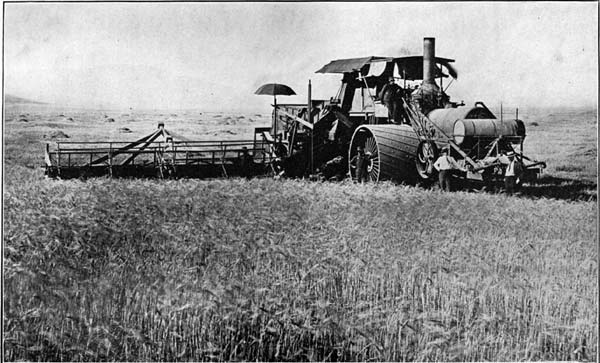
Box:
[308,79,313,175]
[273,95,278,138]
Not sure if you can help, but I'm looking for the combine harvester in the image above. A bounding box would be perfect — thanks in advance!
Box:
[46,37,545,186]
[270,37,545,186]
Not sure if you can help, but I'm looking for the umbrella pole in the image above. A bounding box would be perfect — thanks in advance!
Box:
[273,95,277,138]
[308,79,313,175]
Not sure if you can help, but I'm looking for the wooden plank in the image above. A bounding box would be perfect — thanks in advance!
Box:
[57,140,257,152]
[288,122,298,157]
[331,109,353,129]
[262,131,275,143]
[448,141,479,168]
[121,131,162,166]
[87,129,160,166]
[55,146,262,158]
[484,137,502,159]
[57,144,61,174]
[277,109,313,130]
[108,143,113,177]
[44,144,52,167]
[221,145,228,177]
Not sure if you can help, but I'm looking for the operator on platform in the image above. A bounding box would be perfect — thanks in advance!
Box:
[378,76,404,124]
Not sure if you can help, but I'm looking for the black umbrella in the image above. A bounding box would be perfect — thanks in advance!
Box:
[255,83,296,136]
[255,83,296,97]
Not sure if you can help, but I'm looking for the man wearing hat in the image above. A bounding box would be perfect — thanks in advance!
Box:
[433,146,465,191]
[503,152,522,194]
[350,145,371,183]
[378,76,403,124]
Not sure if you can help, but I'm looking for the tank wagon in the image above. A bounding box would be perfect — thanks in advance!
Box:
[272,37,545,186]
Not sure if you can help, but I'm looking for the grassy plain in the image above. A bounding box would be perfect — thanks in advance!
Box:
[2,103,598,361]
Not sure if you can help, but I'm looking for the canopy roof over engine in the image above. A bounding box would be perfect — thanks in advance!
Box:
[315,56,391,74]
[316,55,457,80]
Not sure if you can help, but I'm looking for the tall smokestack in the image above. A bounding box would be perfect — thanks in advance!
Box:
[422,37,437,89]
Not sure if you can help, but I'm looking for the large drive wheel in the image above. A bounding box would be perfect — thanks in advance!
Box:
[415,141,438,180]
[349,124,420,182]
[348,130,380,182]
[363,135,380,181]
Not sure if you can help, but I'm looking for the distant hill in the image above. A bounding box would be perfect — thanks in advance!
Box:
[4,94,46,105]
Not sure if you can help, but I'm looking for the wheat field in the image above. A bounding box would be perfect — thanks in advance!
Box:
[2,105,598,361]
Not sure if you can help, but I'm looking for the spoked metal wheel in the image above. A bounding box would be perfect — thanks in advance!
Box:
[415,141,438,179]
[349,124,420,183]
[349,128,380,182]
[363,136,380,182]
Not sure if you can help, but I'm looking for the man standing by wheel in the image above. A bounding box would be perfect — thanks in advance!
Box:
[433,147,464,191]
[350,146,370,183]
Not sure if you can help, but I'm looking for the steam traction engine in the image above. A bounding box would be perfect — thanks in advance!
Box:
[270,37,545,186]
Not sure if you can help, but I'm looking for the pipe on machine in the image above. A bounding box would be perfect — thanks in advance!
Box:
[427,107,525,145]
[453,119,523,145]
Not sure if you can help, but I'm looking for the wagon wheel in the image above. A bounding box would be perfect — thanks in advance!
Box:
[415,140,438,180]
[364,136,380,182]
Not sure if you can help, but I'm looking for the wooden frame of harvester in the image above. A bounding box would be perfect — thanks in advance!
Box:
[45,122,273,179]
[45,37,545,186]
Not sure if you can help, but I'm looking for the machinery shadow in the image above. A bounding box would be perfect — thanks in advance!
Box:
[466,175,597,202]
[518,176,597,202]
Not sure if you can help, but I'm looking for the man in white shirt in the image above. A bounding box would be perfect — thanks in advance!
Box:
[503,152,522,194]
[433,147,465,191]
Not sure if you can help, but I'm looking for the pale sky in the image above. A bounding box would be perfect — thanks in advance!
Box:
[3,2,598,112]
